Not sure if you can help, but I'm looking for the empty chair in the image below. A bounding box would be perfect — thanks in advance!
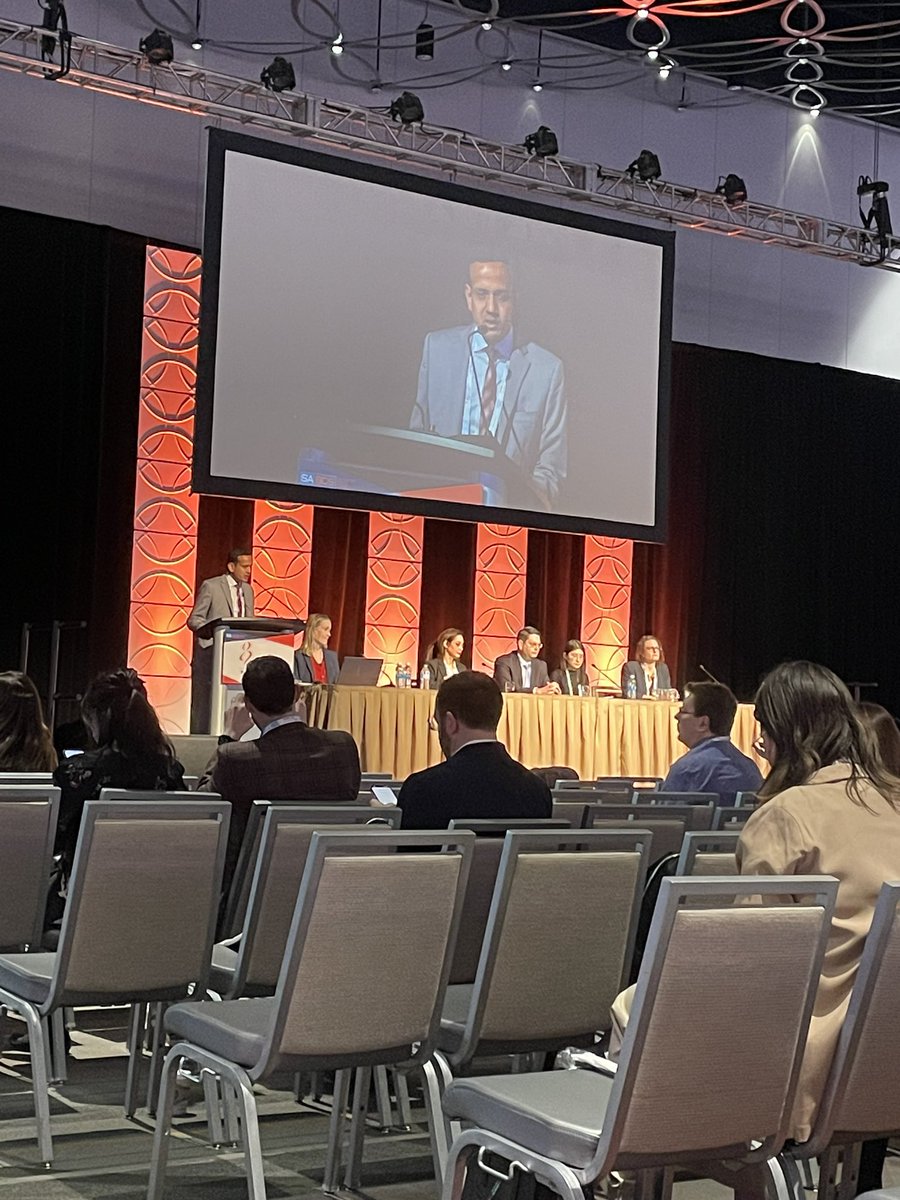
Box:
[168,733,218,778]
[0,797,229,1165]
[147,829,474,1200]
[0,786,60,950]
[552,800,589,827]
[767,882,900,1200]
[644,790,717,806]
[676,830,741,877]
[424,827,652,1182]
[441,874,838,1200]
[552,788,644,807]
[714,806,755,831]
[219,802,400,940]
[595,776,661,791]
[0,774,54,785]
[583,802,714,861]
[735,790,759,807]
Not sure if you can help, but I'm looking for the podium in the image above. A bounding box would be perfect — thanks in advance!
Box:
[297,425,547,510]
[195,617,306,734]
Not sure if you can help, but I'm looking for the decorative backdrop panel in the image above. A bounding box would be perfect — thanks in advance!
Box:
[472,524,528,672]
[363,512,424,684]
[127,246,201,733]
[581,536,633,692]
[251,501,313,619]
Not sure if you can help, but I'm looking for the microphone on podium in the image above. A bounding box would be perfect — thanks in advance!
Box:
[698,663,723,686]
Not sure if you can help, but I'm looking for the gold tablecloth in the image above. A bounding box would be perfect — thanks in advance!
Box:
[305,686,765,781]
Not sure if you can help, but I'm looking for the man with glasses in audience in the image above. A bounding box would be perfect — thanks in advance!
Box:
[493,626,560,695]
[395,672,551,830]
[662,681,763,806]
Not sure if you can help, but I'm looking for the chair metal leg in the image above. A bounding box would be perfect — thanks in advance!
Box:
[125,1003,145,1118]
[49,1010,67,1085]
[836,1143,862,1200]
[818,1147,840,1200]
[344,1066,372,1190]
[221,1074,242,1146]
[202,1069,227,1147]
[147,1046,181,1200]
[322,1068,351,1193]
[374,1064,394,1130]
[145,1002,166,1115]
[24,1004,54,1167]
[423,1056,451,1185]
[393,1068,413,1129]
[232,1068,267,1200]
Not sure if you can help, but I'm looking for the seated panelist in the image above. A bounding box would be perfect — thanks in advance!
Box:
[550,638,590,696]
[421,627,470,690]
[621,633,672,698]
[493,627,560,695]
[294,613,340,685]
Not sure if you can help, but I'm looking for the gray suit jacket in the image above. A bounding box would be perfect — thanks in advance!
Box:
[493,651,550,693]
[187,574,255,649]
[410,325,567,508]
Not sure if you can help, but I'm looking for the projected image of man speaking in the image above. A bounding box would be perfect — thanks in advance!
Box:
[409,259,567,509]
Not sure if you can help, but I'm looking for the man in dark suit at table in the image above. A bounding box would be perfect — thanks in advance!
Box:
[395,672,551,830]
[493,626,561,695]
[198,656,361,889]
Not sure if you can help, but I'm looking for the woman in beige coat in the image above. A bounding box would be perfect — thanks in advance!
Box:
[738,661,900,1183]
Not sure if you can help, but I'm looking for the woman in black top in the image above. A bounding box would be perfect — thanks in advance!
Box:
[550,639,591,696]
[52,668,185,885]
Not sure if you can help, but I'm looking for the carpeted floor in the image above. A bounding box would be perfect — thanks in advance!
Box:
[1,1008,898,1200]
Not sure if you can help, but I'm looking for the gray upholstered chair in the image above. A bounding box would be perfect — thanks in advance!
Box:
[594,776,662,791]
[583,802,714,861]
[441,874,838,1200]
[147,828,474,1200]
[675,830,741,877]
[0,774,54,785]
[0,785,60,951]
[735,790,759,807]
[713,805,754,830]
[0,797,229,1166]
[641,790,717,807]
[767,882,900,1200]
[423,827,653,1183]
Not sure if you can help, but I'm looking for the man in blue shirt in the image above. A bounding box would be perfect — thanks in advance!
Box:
[661,681,763,806]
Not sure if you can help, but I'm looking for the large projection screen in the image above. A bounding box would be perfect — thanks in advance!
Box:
[194,129,674,540]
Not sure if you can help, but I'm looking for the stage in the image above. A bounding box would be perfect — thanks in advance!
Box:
[304,686,765,780]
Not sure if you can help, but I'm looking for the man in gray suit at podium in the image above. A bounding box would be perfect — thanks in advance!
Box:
[187,548,255,731]
[409,259,567,509]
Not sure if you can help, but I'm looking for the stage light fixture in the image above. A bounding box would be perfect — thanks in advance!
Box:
[191,37,202,50]
[482,20,493,30]
[627,149,661,182]
[140,28,174,65]
[858,176,893,257]
[501,60,512,71]
[716,173,747,205]
[389,91,425,124]
[331,32,344,56]
[647,49,658,62]
[659,64,671,79]
[415,21,434,61]
[260,56,296,92]
[635,7,649,19]
[524,125,559,157]
[532,80,543,92]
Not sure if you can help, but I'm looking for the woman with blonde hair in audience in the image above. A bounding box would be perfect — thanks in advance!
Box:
[737,662,900,1187]
[0,670,57,772]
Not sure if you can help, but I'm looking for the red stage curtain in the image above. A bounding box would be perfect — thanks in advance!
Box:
[306,507,370,657]
[418,518,477,664]
[525,529,586,669]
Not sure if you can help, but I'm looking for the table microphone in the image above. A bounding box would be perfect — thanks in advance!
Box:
[698,663,722,685]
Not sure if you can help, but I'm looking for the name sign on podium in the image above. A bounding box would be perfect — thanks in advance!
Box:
[221,630,300,685]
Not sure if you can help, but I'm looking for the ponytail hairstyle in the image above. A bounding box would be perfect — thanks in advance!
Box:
[81,669,173,761]
[0,671,57,772]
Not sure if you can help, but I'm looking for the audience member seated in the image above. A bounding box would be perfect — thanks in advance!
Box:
[199,655,361,885]
[549,638,590,696]
[420,627,469,689]
[611,661,900,1196]
[661,681,763,805]
[493,626,561,695]
[858,700,900,774]
[294,613,340,685]
[394,672,552,829]
[52,668,184,898]
[621,633,672,698]
[0,670,57,772]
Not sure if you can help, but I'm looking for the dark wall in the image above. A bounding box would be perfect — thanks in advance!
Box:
[4,205,899,723]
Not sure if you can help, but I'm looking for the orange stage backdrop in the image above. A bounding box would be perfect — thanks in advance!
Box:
[129,247,634,730]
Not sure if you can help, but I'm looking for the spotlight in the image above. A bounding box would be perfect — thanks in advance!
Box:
[191,37,203,51]
[647,49,658,62]
[415,21,434,61]
[635,6,649,18]
[389,91,425,124]
[331,32,344,56]
[481,21,493,30]
[140,28,174,65]
[716,173,747,205]
[532,80,543,92]
[627,149,661,182]
[858,176,893,255]
[501,60,512,71]
[260,56,296,92]
[659,64,671,79]
[524,125,558,157]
